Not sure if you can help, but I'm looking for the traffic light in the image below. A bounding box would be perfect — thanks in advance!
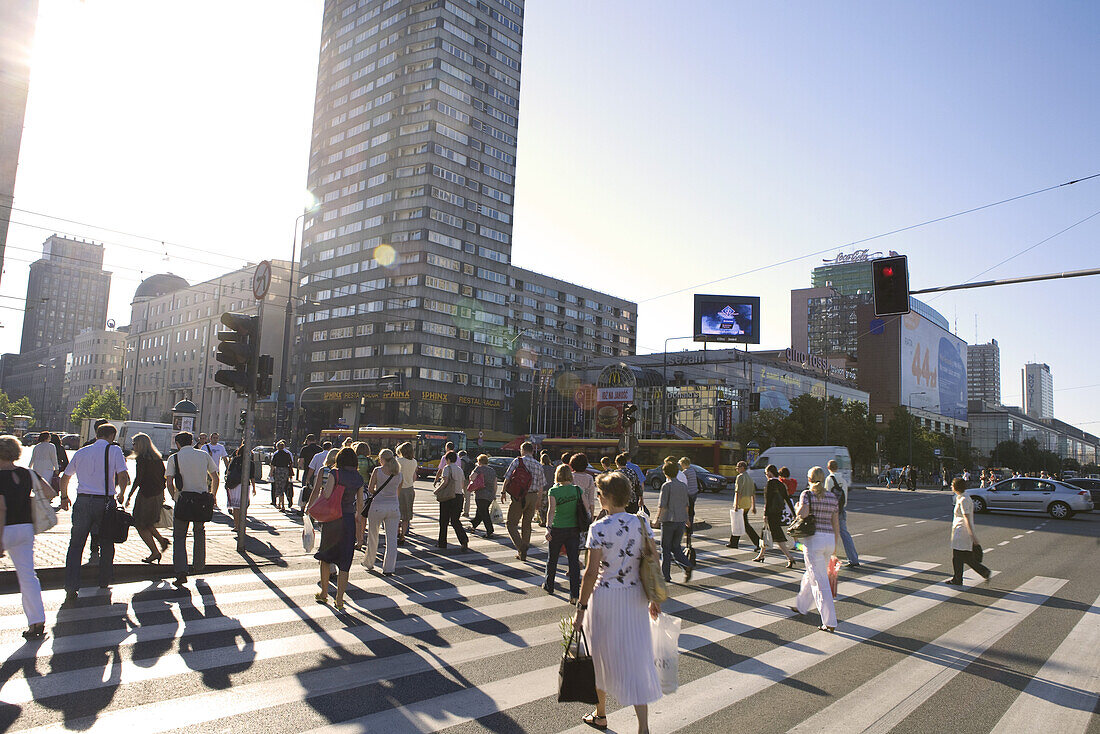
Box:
[622,403,638,428]
[749,392,761,412]
[871,255,910,317]
[239,409,247,429]
[256,355,274,399]
[214,312,258,395]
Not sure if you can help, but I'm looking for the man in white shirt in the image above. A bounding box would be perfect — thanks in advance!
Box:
[502,441,547,561]
[203,432,231,505]
[166,431,219,588]
[59,423,130,600]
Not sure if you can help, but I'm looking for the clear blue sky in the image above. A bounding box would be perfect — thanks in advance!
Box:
[5,0,1099,428]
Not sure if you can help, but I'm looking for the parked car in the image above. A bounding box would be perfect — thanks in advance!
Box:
[966,478,1094,519]
[251,445,275,465]
[61,433,81,450]
[21,432,38,447]
[645,464,728,493]
[486,455,513,481]
[1064,478,1100,506]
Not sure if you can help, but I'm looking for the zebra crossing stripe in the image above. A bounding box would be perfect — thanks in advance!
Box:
[5,562,807,728]
[787,575,1066,734]
[295,563,934,733]
[990,591,1100,734]
[0,556,788,705]
[574,569,995,734]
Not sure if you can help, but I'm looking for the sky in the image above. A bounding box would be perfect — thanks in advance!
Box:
[4,1,1099,428]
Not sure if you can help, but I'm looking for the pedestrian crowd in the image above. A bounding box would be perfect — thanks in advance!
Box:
[0,425,996,729]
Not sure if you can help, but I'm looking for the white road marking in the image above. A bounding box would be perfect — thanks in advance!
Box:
[991,591,1100,734]
[873,528,887,533]
[999,541,1010,546]
[787,576,1066,734]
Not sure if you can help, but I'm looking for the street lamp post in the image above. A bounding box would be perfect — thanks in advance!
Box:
[662,335,696,438]
[278,208,317,447]
[907,391,926,467]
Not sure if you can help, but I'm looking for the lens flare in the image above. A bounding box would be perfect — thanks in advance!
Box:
[373,243,396,266]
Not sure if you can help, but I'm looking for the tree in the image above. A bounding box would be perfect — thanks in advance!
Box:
[735,408,792,450]
[10,396,34,419]
[70,388,102,429]
[90,388,129,422]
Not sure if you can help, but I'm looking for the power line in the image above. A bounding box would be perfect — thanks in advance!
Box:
[639,172,1100,304]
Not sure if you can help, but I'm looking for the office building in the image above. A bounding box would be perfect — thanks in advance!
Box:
[19,235,112,352]
[0,0,38,283]
[1023,362,1053,421]
[63,328,128,420]
[296,0,529,433]
[121,264,293,442]
[967,339,1001,408]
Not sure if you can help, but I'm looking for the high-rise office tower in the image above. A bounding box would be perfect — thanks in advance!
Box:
[0,0,39,283]
[297,0,524,433]
[19,234,111,352]
[1023,362,1053,420]
[967,339,1001,408]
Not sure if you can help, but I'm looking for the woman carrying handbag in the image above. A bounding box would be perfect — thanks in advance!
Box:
[573,473,662,732]
[0,435,53,640]
[433,451,468,551]
[790,466,842,632]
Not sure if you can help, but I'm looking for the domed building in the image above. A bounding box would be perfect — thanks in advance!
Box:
[133,273,189,303]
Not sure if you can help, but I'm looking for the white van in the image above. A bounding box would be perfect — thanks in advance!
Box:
[115,421,175,456]
[747,446,853,493]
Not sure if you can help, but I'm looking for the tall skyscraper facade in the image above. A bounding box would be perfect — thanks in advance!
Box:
[19,234,112,352]
[966,339,1001,408]
[1023,362,1053,420]
[0,0,39,284]
[297,0,525,433]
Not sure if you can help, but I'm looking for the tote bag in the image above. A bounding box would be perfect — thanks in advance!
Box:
[730,507,745,537]
[29,470,57,534]
[308,471,346,523]
[557,626,598,704]
[638,518,668,604]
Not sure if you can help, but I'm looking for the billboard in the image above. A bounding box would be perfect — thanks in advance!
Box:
[693,294,761,344]
[900,312,967,421]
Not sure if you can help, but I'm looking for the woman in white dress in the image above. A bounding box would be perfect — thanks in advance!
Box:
[573,472,662,732]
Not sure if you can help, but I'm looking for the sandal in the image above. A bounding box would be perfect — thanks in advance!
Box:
[22,624,46,640]
[752,556,765,563]
[785,559,796,569]
[333,598,345,612]
[314,592,328,604]
[582,712,608,730]
[819,625,836,633]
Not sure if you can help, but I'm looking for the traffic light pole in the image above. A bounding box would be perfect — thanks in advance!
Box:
[237,298,263,553]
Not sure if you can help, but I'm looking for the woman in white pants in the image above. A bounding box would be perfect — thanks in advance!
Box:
[363,448,402,575]
[0,435,53,639]
[792,466,842,632]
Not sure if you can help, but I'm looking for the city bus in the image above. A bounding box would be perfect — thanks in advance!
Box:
[319,427,467,477]
[540,437,741,477]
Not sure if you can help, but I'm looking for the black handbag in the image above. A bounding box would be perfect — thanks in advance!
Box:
[361,473,395,517]
[574,485,591,534]
[102,443,132,544]
[558,625,598,704]
[176,491,215,523]
[787,492,817,539]
[972,542,983,563]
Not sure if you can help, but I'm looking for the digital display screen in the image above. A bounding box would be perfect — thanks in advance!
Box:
[693,294,761,344]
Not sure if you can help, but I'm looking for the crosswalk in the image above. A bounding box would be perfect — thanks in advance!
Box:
[1,494,1096,734]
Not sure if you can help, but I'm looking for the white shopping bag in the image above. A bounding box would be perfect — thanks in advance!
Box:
[729,508,745,538]
[651,613,681,694]
[302,514,316,553]
[490,499,504,524]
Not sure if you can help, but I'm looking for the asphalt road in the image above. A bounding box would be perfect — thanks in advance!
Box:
[0,483,1096,733]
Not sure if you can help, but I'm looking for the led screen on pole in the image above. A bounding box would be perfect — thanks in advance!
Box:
[693,294,761,344]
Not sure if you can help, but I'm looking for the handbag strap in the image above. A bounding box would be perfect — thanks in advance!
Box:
[372,471,395,496]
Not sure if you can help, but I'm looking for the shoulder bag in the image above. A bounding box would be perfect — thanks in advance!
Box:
[102,443,132,543]
[433,464,457,501]
[787,490,817,539]
[575,485,591,534]
[361,472,394,517]
[27,469,58,534]
[309,469,347,523]
[637,516,668,604]
[467,467,486,493]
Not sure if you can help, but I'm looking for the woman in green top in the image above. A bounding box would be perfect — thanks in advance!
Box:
[543,464,585,603]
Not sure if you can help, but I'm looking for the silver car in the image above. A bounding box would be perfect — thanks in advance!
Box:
[966,478,1094,519]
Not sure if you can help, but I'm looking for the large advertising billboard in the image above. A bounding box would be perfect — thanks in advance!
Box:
[693,294,760,344]
[900,312,967,421]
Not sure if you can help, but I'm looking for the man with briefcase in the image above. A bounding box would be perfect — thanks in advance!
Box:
[165,431,219,589]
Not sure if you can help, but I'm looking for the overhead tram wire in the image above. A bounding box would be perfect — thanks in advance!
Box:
[639,172,1100,304]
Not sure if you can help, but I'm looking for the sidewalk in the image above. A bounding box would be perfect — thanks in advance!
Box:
[1,496,313,591]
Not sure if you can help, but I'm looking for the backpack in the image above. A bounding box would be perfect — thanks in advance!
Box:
[622,470,641,514]
[826,474,846,511]
[503,457,532,500]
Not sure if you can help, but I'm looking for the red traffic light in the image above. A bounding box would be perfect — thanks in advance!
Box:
[882,266,894,277]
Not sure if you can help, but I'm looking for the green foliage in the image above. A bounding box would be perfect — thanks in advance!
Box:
[70,387,129,429]
[990,438,1062,475]
[737,396,878,472]
[10,396,34,419]
[0,390,10,417]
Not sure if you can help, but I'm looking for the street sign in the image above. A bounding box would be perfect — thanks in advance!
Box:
[253,260,272,300]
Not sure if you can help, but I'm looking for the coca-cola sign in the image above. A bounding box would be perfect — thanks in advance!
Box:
[822,249,898,264]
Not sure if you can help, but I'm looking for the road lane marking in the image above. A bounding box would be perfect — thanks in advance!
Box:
[999,541,1010,546]
[787,576,1066,734]
[895,524,908,527]
[991,591,1100,734]
[873,528,887,533]
[1013,535,1024,539]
